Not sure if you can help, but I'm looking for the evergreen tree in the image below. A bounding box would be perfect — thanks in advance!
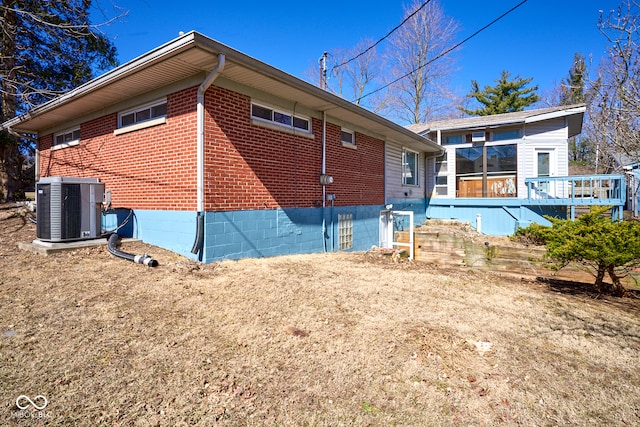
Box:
[461,70,540,116]
[0,0,119,201]
[560,53,587,105]
[559,53,591,164]
[516,207,640,296]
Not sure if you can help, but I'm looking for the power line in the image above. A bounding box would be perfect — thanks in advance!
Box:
[331,0,433,72]
[356,0,529,103]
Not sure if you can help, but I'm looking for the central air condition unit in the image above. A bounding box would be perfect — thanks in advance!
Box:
[36,176,104,242]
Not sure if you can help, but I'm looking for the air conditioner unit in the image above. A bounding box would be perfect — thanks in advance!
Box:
[36,177,104,242]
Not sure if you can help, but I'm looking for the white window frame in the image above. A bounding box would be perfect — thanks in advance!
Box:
[434,151,448,196]
[52,127,80,150]
[341,128,356,147]
[251,102,311,134]
[116,99,167,133]
[402,148,419,186]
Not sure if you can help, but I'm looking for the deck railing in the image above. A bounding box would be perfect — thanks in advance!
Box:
[524,174,625,219]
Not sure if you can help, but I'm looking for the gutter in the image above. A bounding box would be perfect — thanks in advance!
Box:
[191,54,226,258]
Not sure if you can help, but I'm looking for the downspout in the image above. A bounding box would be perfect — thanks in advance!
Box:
[191,54,226,258]
[321,111,327,252]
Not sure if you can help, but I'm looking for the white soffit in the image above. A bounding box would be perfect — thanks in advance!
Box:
[6,31,440,153]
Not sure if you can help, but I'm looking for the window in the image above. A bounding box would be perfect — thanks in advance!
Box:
[435,151,448,196]
[493,129,521,141]
[471,131,486,142]
[456,144,517,197]
[435,176,448,195]
[537,151,551,193]
[338,213,353,250]
[251,103,310,132]
[435,151,447,173]
[341,128,355,145]
[118,100,167,128]
[444,134,464,145]
[54,128,80,147]
[402,149,419,186]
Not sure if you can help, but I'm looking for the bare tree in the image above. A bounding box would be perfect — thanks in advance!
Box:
[588,0,640,170]
[381,0,460,124]
[326,38,381,108]
[0,1,123,201]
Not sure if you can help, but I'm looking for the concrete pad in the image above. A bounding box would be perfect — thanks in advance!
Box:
[18,238,140,255]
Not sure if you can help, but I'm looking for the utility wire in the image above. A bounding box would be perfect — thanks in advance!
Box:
[356,0,529,102]
[332,0,433,71]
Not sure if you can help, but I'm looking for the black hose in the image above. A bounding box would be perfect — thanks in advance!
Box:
[107,233,158,267]
[191,212,204,255]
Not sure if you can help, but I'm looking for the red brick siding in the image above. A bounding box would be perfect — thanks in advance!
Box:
[325,125,385,205]
[39,88,199,210]
[204,87,319,210]
[204,86,384,210]
[38,84,386,211]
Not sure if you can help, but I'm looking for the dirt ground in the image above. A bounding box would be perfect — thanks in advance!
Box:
[1,203,639,426]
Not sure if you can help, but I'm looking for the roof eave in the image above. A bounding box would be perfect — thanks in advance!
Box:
[3,32,201,134]
[191,34,441,152]
[3,31,441,153]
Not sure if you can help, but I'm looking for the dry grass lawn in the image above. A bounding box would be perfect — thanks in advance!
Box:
[1,204,639,426]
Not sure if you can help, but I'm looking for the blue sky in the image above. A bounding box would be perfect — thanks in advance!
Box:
[96,0,615,103]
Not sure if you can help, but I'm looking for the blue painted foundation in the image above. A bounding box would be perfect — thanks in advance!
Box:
[100,199,570,262]
[104,205,386,263]
[103,209,200,261]
[203,205,384,263]
[426,198,567,235]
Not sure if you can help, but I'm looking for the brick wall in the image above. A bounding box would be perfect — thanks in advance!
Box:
[38,84,386,211]
[39,88,199,210]
[204,86,385,210]
[325,128,385,205]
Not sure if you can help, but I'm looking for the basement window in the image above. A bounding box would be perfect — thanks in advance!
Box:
[338,213,353,250]
[251,102,310,133]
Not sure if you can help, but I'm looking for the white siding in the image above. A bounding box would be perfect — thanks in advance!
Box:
[430,146,455,198]
[385,141,426,199]
[517,140,528,197]
[421,114,577,199]
[524,118,567,139]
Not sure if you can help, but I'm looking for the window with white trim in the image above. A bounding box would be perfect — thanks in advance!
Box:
[118,100,167,128]
[251,103,310,132]
[435,151,448,196]
[341,128,355,145]
[54,128,80,146]
[402,148,419,186]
